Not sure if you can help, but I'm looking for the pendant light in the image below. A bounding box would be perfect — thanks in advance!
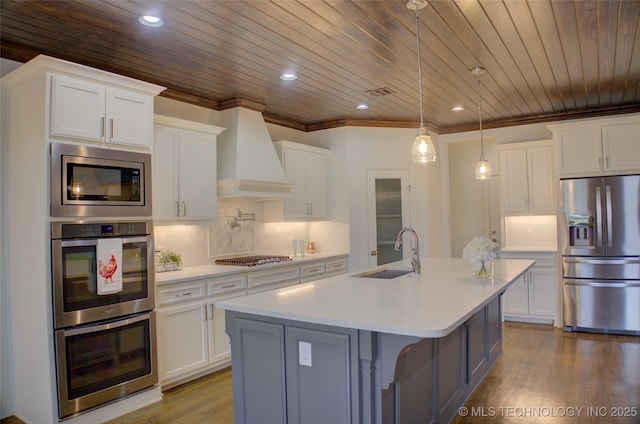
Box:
[472,67,491,180]
[407,0,436,164]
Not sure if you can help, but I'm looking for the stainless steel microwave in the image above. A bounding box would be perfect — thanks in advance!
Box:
[51,142,152,217]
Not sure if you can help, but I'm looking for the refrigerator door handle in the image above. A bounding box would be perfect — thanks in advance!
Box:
[564,279,640,289]
[605,185,613,248]
[595,186,603,248]
[563,257,640,265]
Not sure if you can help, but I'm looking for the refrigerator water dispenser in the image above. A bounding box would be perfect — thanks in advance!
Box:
[568,214,594,247]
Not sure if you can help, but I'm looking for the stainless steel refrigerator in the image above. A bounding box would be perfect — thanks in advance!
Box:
[560,174,640,335]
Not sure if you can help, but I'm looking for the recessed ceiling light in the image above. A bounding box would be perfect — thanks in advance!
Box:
[451,105,464,111]
[280,73,298,81]
[138,14,165,27]
[355,103,369,110]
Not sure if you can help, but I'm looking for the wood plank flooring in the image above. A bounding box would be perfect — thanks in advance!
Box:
[3,322,639,423]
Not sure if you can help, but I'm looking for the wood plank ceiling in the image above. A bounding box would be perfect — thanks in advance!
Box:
[1,0,639,134]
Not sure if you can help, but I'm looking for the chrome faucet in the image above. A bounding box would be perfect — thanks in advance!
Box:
[394,227,421,274]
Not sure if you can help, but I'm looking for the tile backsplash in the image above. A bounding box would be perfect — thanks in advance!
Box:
[504,215,558,249]
[154,198,312,266]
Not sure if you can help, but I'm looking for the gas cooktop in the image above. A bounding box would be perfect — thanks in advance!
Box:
[214,255,293,267]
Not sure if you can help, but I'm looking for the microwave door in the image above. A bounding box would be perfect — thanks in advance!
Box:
[603,175,640,257]
[561,177,605,256]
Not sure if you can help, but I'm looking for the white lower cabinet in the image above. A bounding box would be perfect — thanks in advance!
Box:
[501,252,558,324]
[248,264,300,294]
[156,275,246,387]
[325,256,348,277]
[156,255,348,388]
[156,282,209,386]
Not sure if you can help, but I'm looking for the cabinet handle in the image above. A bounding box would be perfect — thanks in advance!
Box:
[110,118,114,140]
[174,201,180,217]
[309,203,313,215]
[221,284,237,289]
[175,292,192,298]
[605,155,609,169]
[598,156,603,170]
[182,201,186,217]
[100,117,105,138]
[210,304,215,320]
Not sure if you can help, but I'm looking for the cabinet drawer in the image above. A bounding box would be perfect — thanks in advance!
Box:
[325,257,347,275]
[248,265,300,289]
[500,253,557,269]
[157,282,206,307]
[207,274,247,296]
[300,262,326,279]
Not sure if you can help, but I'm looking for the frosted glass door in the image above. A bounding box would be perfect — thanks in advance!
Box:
[367,170,410,267]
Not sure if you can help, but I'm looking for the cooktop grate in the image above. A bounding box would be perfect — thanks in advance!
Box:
[214,255,293,267]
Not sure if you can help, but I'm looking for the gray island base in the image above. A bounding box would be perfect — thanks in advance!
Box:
[221,257,534,424]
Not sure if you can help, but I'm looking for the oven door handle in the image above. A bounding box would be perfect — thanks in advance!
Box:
[64,312,151,336]
[59,235,151,247]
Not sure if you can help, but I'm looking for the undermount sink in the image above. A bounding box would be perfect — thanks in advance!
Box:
[353,268,414,279]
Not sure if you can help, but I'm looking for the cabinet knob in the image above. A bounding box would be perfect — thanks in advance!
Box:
[370,250,377,256]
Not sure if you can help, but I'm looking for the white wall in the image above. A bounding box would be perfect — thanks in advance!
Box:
[306,126,446,272]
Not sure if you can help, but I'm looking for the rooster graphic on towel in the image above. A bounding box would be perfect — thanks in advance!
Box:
[96,238,123,295]
[99,255,118,282]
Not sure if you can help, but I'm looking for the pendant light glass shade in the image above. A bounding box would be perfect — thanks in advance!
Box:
[412,127,436,163]
[472,67,491,180]
[407,0,435,164]
[475,159,491,179]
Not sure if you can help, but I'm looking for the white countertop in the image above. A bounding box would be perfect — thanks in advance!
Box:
[155,252,349,285]
[217,257,534,338]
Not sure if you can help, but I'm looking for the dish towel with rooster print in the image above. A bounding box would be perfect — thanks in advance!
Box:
[96,238,123,295]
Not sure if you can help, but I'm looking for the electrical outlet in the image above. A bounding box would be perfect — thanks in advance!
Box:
[299,341,312,367]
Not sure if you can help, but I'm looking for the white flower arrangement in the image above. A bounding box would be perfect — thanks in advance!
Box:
[462,235,499,267]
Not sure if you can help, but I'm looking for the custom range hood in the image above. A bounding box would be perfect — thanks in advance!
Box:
[216,100,293,198]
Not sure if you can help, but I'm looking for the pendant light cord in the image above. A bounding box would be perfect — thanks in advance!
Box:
[475,71,485,160]
[414,8,424,129]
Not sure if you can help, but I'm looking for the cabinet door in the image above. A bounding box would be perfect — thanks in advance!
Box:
[50,74,105,142]
[527,146,555,213]
[157,301,208,384]
[231,318,287,424]
[500,149,529,214]
[178,130,217,220]
[528,268,556,318]
[556,128,603,176]
[106,88,153,148]
[305,151,328,218]
[602,122,640,173]
[502,274,528,315]
[153,126,180,220]
[286,327,353,424]
[283,148,310,218]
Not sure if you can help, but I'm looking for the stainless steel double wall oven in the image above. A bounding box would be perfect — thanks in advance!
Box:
[51,143,157,419]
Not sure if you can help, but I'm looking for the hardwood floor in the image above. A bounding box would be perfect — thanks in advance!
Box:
[3,322,638,423]
[452,322,640,424]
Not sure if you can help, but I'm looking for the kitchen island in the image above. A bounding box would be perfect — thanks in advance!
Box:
[218,257,534,424]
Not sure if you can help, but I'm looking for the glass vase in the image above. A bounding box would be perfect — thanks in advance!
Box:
[472,260,492,279]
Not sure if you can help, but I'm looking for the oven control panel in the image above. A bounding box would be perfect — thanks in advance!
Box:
[52,220,152,239]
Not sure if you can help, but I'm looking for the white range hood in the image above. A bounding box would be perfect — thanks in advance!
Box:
[216,105,293,198]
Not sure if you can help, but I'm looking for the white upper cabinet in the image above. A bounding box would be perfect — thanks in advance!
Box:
[153,115,224,222]
[601,122,640,173]
[549,116,640,177]
[271,140,328,220]
[498,141,555,215]
[50,74,154,149]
